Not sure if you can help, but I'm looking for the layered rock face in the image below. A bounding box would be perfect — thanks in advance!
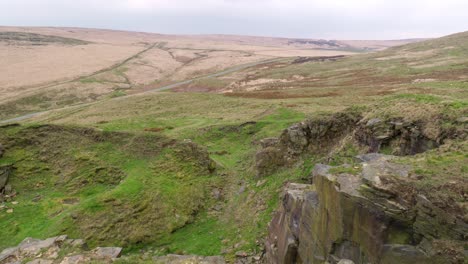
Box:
[265,154,467,264]
[354,118,441,155]
[260,110,466,264]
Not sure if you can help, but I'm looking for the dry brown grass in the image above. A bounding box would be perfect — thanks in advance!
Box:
[0,26,374,118]
[0,26,430,120]
[0,43,142,98]
[1,26,415,94]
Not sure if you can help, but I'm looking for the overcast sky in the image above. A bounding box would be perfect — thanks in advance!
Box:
[1,0,468,39]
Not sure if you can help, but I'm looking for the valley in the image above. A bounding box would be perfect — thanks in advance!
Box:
[0,27,466,264]
[0,27,420,121]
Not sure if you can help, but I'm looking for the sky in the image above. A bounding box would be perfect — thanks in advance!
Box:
[1,0,468,39]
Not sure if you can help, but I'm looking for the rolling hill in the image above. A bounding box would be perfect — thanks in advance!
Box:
[0,26,422,121]
[0,28,466,264]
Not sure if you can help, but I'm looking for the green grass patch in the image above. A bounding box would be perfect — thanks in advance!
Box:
[387,93,442,104]
[0,124,218,251]
[109,90,127,98]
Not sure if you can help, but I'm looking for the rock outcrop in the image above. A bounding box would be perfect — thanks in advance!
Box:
[265,154,467,264]
[355,118,441,155]
[255,110,464,177]
[255,111,361,177]
[0,236,230,264]
[0,235,122,264]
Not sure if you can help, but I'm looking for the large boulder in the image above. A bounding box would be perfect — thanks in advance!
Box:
[0,236,68,263]
[360,154,411,187]
[92,247,122,259]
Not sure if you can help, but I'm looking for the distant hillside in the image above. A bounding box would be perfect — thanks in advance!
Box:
[189,33,426,51]
[0,31,89,46]
[1,26,420,121]
[211,30,468,97]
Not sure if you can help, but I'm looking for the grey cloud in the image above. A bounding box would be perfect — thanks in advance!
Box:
[0,0,467,39]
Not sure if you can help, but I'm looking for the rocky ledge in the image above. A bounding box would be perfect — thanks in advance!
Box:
[0,236,229,264]
[265,154,467,264]
[255,110,465,178]
[0,235,122,264]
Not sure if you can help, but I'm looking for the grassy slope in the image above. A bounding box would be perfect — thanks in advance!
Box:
[0,32,467,259]
[0,125,219,252]
[0,98,310,258]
